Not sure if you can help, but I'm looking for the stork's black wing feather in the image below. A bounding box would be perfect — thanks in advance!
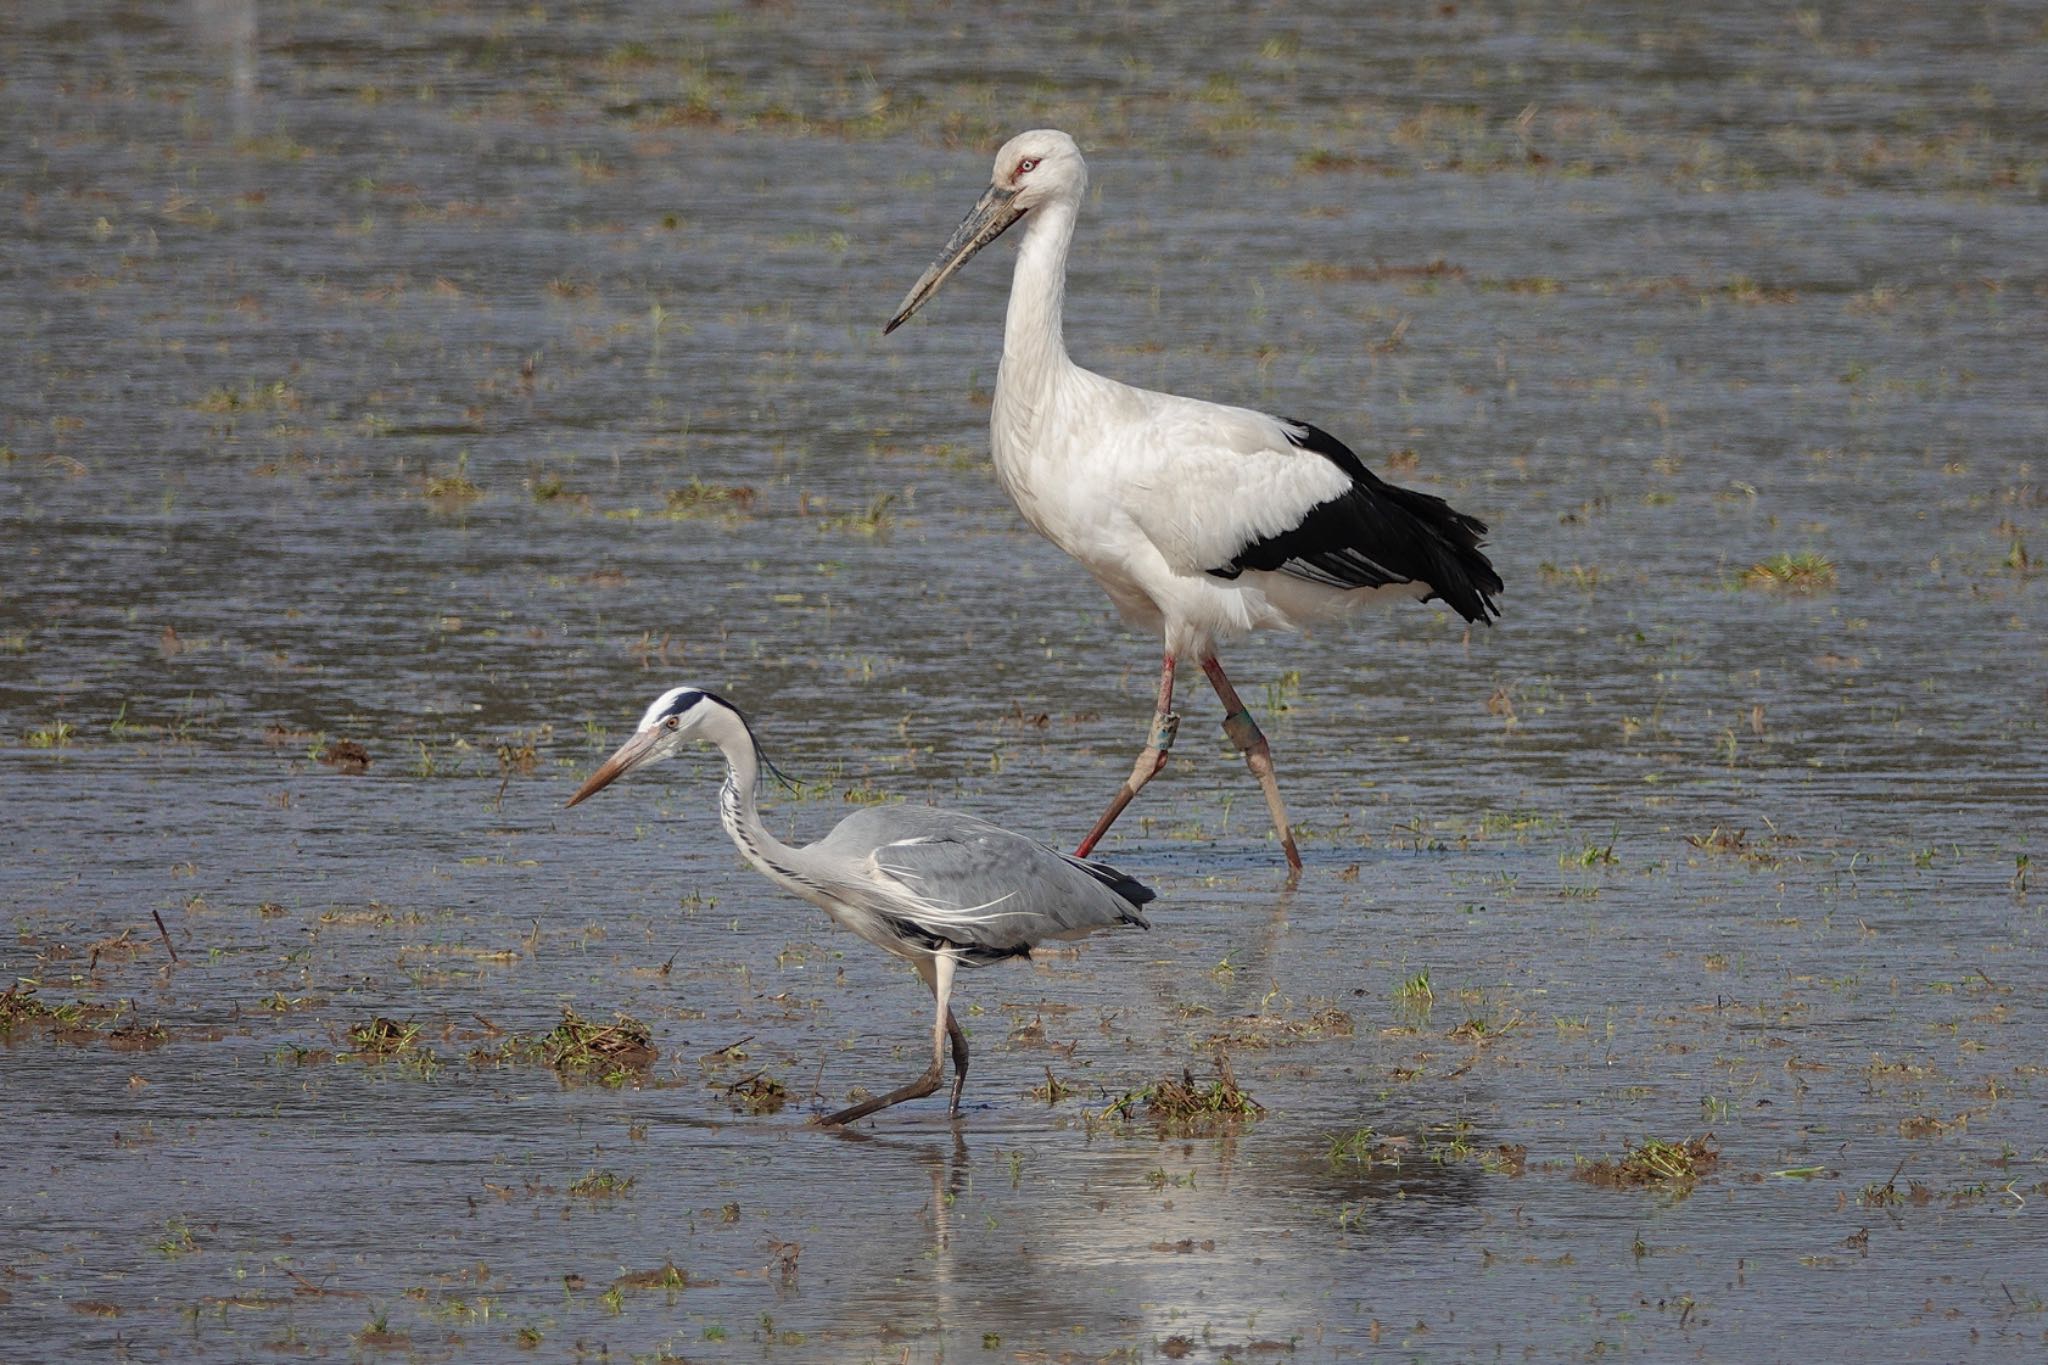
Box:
[1206,421,1503,624]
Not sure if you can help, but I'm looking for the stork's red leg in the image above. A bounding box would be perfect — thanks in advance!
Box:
[1200,654,1303,872]
[1075,654,1178,858]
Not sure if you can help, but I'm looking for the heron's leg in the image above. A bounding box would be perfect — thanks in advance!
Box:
[1076,653,1179,857]
[816,955,955,1127]
[1200,654,1304,872]
[945,1008,969,1117]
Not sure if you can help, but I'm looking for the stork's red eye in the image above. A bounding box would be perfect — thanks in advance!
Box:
[1017,157,1040,174]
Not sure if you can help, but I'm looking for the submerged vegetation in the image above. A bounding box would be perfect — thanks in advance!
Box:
[1577,1136,1721,1191]
[663,479,756,519]
[469,1006,658,1085]
[1740,552,1838,593]
[1101,1055,1264,1133]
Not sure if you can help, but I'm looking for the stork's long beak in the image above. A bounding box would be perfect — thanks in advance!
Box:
[566,726,663,807]
[883,183,1025,335]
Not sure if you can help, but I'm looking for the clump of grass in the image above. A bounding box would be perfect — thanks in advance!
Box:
[195,379,300,414]
[567,1169,637,1199]
[353,1309,409,1350]
[1897,1113,1957,1139]
[663,479,756,518]
[1326,1127,1404,1169]
[424,451,482,505]
[346,1017,422,1057]
[1562,832,1618,868]
[106,1019,168,1052]
[1030,1067,1080,1104]
[720,1071,787,1114]
[612,1262,688,1291]
[1393,970,1435,1013]
[26,720,74,749]
[317,739,371,774]
[530,473,571,503]
[494,728,545,804]
[1577,1135,1720,1190]
[1741,552,1836,592]
[488,1006,658,1084]
[808,491,897,536]
[1202,1005,1354,1050]
[0,985,62,1031]
[425,470,482,503]
[1102,1054,1264,1133]
[2,986,122,1036]
[156,1216,200,1258]
[1484,1143,1530,1175]
[1685,826,1750,854]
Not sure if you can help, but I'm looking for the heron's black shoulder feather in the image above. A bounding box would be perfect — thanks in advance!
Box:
[1207,420,1503,625]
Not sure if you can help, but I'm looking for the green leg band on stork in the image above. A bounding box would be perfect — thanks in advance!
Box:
[1213,699,1303,873]
[1074,656,1183,860]
[1220,707,1262,754]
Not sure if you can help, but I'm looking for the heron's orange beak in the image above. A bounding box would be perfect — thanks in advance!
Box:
[884,183,1024,334]
[566,726,663,807]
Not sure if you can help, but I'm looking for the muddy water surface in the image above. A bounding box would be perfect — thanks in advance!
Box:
[3,1,2045,1360]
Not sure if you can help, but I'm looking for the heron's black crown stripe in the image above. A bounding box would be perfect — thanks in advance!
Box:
[661,688,707,718]
[1206,420,1504,625]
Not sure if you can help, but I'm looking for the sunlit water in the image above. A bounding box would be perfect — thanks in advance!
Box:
[3,2,2044,1359]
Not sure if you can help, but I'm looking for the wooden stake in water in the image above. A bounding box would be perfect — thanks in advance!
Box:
[151,910,179,964]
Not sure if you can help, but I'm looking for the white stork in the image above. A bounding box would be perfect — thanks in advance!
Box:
[886,129,1502,872]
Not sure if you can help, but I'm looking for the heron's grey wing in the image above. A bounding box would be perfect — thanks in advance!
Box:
[816,806,1151,962]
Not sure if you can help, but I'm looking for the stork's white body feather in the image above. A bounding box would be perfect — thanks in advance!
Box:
[985,192,1423,660]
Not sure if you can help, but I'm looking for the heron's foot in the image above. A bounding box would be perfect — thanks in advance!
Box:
[815,1062,944,1127]
[945,1010,969,1117]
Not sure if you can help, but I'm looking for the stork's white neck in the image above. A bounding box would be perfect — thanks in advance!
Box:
[998,197,1078,401]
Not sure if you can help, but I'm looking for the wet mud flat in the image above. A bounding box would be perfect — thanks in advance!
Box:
[3,0,2045,1359]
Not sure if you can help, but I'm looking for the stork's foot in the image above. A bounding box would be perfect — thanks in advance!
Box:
[1233,723,1303,872]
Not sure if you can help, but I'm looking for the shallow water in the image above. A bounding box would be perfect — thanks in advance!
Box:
[3,1,2045,1359]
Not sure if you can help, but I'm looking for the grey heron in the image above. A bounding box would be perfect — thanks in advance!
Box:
[886,129,1503,872]
[566,685,1154,1126]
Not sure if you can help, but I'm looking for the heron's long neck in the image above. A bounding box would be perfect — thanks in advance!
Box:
[701,710,809,890]
[1000,197,1077,396]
